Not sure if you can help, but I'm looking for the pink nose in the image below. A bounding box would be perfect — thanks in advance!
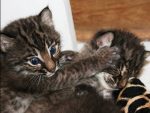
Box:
[40,50,56,72]
[45,60,56,72]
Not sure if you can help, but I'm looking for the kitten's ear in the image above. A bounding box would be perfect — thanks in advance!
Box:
[39,6,53,26]
[92,32,114,48]
[0,34,15,52]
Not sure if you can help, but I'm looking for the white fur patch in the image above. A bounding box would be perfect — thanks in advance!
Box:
[141,41,150,51]
[121,66,127,76]
[35,49,44,62]
[96,72,114,90]
[46,65,59,77]
[95,72,115,99]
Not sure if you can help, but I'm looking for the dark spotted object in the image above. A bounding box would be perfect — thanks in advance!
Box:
[113,78,150,113]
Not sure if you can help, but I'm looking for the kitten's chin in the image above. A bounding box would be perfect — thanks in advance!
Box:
[45,72,55,77]
[45,66,59,77]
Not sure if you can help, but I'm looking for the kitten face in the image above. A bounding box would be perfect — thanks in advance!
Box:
[90,29,146,88]
[0,7,61,92]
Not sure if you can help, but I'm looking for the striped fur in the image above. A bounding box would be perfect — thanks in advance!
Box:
[0,7,121,113]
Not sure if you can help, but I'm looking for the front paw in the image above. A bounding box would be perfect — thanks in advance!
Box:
[97,46,120,68]
[75,85,94,97]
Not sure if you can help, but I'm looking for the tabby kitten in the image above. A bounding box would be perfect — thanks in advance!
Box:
[83,30,149,100]
[0,7,120,113]
[42,29,148,113]
[86,29,147,88]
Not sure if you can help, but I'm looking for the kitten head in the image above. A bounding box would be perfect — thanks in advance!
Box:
[89,29,147,88]
[0,7,61,93]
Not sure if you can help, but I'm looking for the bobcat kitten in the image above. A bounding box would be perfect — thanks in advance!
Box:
[0,7,120,113]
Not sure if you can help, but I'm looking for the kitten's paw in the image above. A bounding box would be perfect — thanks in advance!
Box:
[97,46,120,68]
[75,85,93,97]
[76,90,88,97]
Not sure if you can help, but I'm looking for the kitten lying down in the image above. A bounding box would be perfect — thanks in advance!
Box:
[0,7,121,113]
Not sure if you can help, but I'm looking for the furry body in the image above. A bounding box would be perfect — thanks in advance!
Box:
[0,7,120,113]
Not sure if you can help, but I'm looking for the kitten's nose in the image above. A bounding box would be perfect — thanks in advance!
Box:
[45,60,56,72]
[40,51,56,72]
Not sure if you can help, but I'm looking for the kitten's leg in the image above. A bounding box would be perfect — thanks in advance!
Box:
[47,47,120,91]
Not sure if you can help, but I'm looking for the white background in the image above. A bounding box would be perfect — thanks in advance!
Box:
[1,0,77,50]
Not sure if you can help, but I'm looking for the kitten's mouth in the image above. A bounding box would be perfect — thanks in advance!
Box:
[46,72,55,77]
[45,66,59,77]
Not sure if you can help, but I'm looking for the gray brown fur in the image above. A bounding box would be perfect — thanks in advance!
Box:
[0,7,121,113]
[59,29,147,96]
[44,29,147,113]
[92,30,146,88]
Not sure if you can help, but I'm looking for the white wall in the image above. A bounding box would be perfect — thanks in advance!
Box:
[139,41,150,91]
[1,0,77,50]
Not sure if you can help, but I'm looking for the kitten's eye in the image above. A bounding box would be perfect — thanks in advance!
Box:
[30,57,41,65]
[50,46,56,55]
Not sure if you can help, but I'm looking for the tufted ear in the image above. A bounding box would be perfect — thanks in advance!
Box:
[92,32,114,48]
[39,6,53,26]
[0,34,15,52]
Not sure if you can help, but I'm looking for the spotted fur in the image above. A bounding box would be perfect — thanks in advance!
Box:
[113,77,150,113]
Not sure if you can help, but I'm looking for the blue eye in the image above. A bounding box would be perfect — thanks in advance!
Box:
[30,57,40,65]
[50,46,56,55]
